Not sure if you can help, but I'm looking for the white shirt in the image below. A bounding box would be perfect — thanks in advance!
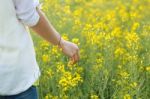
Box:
[13,0,40,27]
[0,0,41,95]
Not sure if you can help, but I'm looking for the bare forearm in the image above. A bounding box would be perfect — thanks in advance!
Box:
[31,7,61,46]
[30,7,80,64]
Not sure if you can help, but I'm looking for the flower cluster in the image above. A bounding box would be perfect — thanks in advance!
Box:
[33,0,150,98]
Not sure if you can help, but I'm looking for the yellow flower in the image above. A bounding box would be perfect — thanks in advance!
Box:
[114,47,126,58]
[63,5,71,14]
[132,22,140,31]
[125,32,140,49]
[146,66,150,71]
[62,34,69,41]
[130,82,137,88]
[36,0,149,98]
[73,9,82,17]
[72,38,80,45]
[40,41,49,49]
[56,63,65,73]
[42,54,49,62]
[45,95,49,99]
[74,19,81,25]
[58,71,83,92]
[125,32,140,43]
[119,71,130,79]
[44,93,52,99]
[91,94,99,99]
[111,27,122,38]
[46,68,53,78]
[124,94,131,99]
[51,46,58,54]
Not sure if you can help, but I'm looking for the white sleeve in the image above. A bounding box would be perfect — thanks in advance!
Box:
[13,0,40,27]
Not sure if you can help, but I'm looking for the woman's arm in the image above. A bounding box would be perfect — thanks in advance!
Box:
[31,7,80,64]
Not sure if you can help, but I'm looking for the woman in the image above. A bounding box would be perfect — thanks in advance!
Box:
[0,0,80,99]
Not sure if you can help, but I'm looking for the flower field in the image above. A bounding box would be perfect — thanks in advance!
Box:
[32,0,150,99]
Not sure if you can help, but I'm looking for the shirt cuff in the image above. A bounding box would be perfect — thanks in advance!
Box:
[26,3,40,27]
[34,0,40,8]
[27,10,40,27]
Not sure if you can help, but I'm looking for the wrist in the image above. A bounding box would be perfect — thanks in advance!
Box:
[57,35,61,46]
[57,36,65,48]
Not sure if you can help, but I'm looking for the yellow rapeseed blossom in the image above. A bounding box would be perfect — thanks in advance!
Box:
[46,68,54,78]
[91,94,99,99]
[119,71,130,79]
[72,38,80,45]
[132,22,140,31]
[62,34,69,41]
[124,94,131,99]
[114,47,126,58]
[42,54,49,62]
[125,32,140,44]
[37,0,149,98]
[58,71,83,91]
[130,82,138,88]
[146,66,150,72]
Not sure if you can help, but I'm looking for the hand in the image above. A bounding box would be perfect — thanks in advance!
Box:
[58,38,80,64]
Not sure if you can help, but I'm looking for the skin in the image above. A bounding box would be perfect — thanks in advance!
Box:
[31,7,80,64]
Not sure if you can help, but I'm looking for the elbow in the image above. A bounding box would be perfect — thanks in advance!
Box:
[17,9,40,27]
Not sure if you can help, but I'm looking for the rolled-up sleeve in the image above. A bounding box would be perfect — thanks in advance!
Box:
[13,0,40,27]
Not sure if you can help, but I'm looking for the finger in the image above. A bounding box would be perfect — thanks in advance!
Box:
[71,56,74,62]
[70,54,75,64]
[73,54,77,64]
[73,54,78,63]
[69,57,74,65]
[77,50,80,60]
[73,54,77,63]
[74,52,80,64]
[76,52,80,62]
[74,50,79,62]
[69,57,73,62]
